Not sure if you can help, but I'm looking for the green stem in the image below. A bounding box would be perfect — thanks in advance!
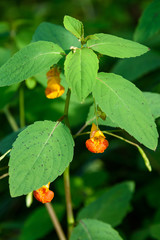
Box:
[63,166,74,237]
[20,87,67,239]
[45,203,67,240]
[4,83,67,239]
[73,117,96,139]
[63,88,75,238]
[103,130,152,171]
[74,127,121,139]
[0,149,11,162]
[19,85,25,128]
[93,97,98,127]
[0,173,9,180]
[3,106,19,132]
[74,129,151,171]
[64,89,71,129]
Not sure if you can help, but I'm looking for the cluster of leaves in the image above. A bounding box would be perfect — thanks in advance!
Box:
[0,0,160,239]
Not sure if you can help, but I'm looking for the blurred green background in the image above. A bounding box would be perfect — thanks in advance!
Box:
[0,0,160,239]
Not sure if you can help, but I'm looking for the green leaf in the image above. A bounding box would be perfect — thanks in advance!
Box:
[77,181,134,227]
[19,204,64,240]
[112,51,160,82]
[64,48,99,101]
[150,223,160,240]
[134,0,160,42]
[63,15,84,39]
[144,92,160,119]
[34,70,48,88]
[70,219,123,240]
[32,22,81,50]
[0,49,18,110]
[86,91,160,130]
[9,120,74,197]
[0,41,64,87]
[93,72,158,150]
[86,104,118,128]
[87,33,149,58]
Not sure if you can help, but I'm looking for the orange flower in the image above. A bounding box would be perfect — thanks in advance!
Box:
[85,123,109,153]
[33,182,54,204]
[45,67,65,99]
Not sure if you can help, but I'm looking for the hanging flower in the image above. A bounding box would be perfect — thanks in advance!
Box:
[86,123,109,153]
[45,67,65,99]
[33,182,54,204]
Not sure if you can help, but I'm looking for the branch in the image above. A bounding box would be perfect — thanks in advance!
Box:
[74,116,96,138]
[0,149,11,162]
[19,85,25,128]
[63,88,75,237]
[3,106,19,131]
[103,130,152,171]
[45,203,67,240]
[0,173,9,180]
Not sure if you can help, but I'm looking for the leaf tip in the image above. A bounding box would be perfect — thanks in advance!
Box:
[9,188,16,198]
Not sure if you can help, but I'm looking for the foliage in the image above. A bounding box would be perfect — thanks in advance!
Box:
[77,181,135,227]
[134,0,160,42]
[0,1,160,240]
[64,48,99,101]
[70,219,123,240]
[9,121,74,197]
[0,41,64,87]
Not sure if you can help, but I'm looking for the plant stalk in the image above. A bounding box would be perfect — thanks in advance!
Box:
[93,97,98,127]
[4,83,67,239]
[0,149,11,161]
[74,129,151,171]
[63,166,74,237]
[64,88,71,129]
[63,88,75,237]
[3,106,19,132]
[103,130,152,171]
[19,85,25,128]
[0,173,9,180]
[45,203,67,240]
[74,116,96,138]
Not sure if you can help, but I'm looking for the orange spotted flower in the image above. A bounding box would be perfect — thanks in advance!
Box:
[86,123,109,153]
[45,67,65,99]
[33,182,54,204]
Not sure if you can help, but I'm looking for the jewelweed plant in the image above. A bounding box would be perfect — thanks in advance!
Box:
[0,14,159,240]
